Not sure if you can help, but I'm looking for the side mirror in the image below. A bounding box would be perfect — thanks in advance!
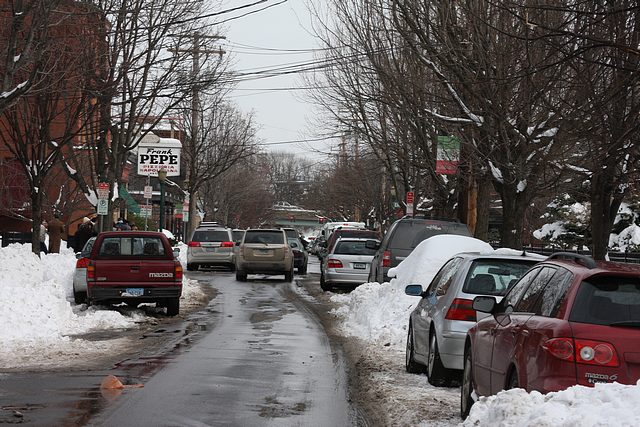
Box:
[404,284,424,297]
[365,239,380,250]
[472,296,497,313]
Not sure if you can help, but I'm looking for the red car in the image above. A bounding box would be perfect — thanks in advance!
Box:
[85,231,183,316]
[461,253,640,418]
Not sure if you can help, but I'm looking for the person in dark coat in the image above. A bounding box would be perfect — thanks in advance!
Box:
[48,213,65,253]
[75,217,95,251]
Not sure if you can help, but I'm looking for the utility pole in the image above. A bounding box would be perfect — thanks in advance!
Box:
[171,32,225,241]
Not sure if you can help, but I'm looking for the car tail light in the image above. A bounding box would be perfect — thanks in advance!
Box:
[76,257,90,269]
[86,262,95,280]
[382,250,391,267]
[175,264,183,281]
[188,241,201,247]
[327,259,343,268]
[542,338,619,367]
[444,298,476,321]
[220,241,234,248]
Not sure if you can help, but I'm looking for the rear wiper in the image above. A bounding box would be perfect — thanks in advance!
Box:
[609,321,640,328]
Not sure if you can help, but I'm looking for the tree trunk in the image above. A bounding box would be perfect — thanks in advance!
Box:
[590,170,613,260]
[30,191,43,255]
[474,174,491,241]
[499,187,527,249]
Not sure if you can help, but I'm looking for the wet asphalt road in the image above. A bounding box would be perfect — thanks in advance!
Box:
[0,266,359,426]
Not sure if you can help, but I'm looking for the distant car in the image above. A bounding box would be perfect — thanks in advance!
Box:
[368,217,471,283]
[319,228,380,261]
[83,231,183,316]
[72,236,96,304]
[404,252,541,386]
[288,237,308,275]
[187,227,235,271]
[235,229,294,282]
[461,253,640,419]
[232,229,245,244]
[321,238,379,291]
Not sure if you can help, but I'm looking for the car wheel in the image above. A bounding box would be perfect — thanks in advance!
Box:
[236,270,247,282]
[406,323,425,374]
[461,349,475,419]
[506,368,519,390]
[320,272,330,291]
[299,263,307,275]
[427,330,454,386]
[73,286,86,305]
[187,263,197,271]
[285,268,294,282]
[165,298,179,316]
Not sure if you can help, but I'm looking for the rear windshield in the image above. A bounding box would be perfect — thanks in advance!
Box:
[98,236,165,257]
[463,259,538,296]
[334,241,378,256]
[192,230,230,242]
[283,229,298,238]
[569,276,640,326]
[332,230,378,240]
[389,222,470,250]
[244,230,284,244]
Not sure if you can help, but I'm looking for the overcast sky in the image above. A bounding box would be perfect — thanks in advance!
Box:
[219,0,333,162]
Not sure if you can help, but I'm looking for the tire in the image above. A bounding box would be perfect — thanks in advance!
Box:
[166,298,179,316]
[427,330,455,386]
[73,286,86,305]
[320,272,330,291]
[406,323,425,374]
[461,349,475,419]
[299,263,307,275]
[285,268,294,282]
[236,270,247,282]
[187,263,197,271]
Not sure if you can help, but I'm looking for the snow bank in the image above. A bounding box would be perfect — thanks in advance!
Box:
[330,235,494,349]
[464,381,640,427]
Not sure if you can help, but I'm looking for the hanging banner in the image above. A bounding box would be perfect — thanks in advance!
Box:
[436,136,460,175]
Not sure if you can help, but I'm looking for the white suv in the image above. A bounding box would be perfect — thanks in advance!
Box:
[187,227,235,271]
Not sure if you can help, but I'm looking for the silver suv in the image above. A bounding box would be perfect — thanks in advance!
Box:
[404,252,541,386]
[187,227,235,271]
[236,229,294,282]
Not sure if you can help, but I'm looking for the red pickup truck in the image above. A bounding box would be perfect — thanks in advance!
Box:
[84,231,183,316]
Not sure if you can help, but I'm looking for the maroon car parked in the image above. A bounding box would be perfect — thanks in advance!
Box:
[461,253,640,418]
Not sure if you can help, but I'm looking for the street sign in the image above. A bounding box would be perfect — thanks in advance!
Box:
[406,191,414,204]
[143,185,153,199]
[97,182,109,200]
[139,206,152,218]
[97,199,108,215]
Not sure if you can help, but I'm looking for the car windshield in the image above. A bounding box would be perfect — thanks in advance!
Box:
[334,241,378,256]
[244,231,284,244]
[98,236,165,257]
[463,259,538,296]
[389,222,470,250]
[192,230,230,242]
[569,276,640,326]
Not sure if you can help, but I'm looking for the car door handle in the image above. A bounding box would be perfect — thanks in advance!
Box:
[130,266,140,271]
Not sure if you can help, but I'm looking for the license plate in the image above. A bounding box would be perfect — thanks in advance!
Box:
[124,288,144,297]
[257,249,272,255]
[353,263,366,269]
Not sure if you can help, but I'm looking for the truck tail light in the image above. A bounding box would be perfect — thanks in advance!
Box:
[445,298,476,321]
[543,338,619,367]
[188,241,201,247]
[175,264,183,281]
[76,257,90,269]
[327,259,343,269]
[382,250,391,267]
[220,241,234,248]
[86,262,95,280]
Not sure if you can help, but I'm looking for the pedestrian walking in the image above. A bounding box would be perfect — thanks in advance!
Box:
[76,217,95,250]
[48,213,65,253]
[39,220,48,254]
